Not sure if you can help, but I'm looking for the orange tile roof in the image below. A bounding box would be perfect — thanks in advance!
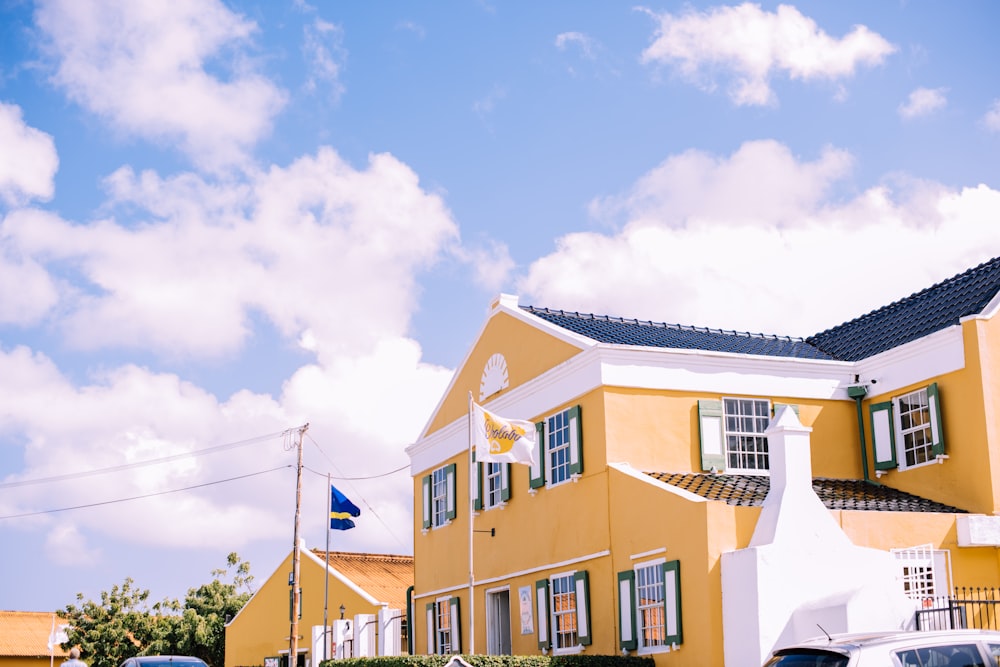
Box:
[0,611,70,658]
[312,551,413,611]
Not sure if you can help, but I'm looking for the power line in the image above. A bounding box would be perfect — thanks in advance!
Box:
[302,463,409,481]
[0,465,291,520]
[0,430,289,489]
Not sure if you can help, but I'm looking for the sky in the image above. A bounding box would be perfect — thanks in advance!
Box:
[1,0,999,614]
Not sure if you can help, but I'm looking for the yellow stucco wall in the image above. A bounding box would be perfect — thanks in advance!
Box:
[2,658,63,667]
[225,552,391,667]
[423,311,583,436]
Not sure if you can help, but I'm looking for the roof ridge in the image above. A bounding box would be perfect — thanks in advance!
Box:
[522,305,806,343]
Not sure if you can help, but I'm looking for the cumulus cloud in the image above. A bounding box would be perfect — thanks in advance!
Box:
[519,140,1000,337]
[3,148,458,360]
[555,32,597,60]
[34,0,287,172]
[0,102,58,206]
[639,3,896,106]
[898,87,947,119]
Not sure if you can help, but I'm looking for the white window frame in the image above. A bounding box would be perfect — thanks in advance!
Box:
[422,463,456,529]
[530,406,583,491]
[619,559,682,653]
[426,596,461,655]
[872,383,945,473]
[485,461,506,509]
[722,397,771,473]
[892,544,952,609]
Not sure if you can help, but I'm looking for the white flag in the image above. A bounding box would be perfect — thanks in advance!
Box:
[471,401,537,466]
[47,618,68,651]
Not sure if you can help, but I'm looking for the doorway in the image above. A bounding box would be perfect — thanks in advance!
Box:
[486,588,512,655]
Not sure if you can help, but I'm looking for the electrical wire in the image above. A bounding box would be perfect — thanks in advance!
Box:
[302,463,409,481]
[0,429,290,489]
[0,465,291,520]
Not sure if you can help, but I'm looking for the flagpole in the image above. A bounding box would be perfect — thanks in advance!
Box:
[323,472,331,661]
[468,391,475,655]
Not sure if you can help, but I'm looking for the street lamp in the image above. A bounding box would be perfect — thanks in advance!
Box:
[339,604,345,620]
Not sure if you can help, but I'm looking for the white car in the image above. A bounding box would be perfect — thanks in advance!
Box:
[763,629,1000,666]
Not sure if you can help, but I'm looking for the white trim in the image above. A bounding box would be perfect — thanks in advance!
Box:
[630,547,666,560]
[474,550,611,588]
[609,461,709,503]
[413,583,470,601]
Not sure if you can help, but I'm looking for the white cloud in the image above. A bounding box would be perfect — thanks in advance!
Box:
[983,99,1000,132]
[46,523,101,566]
[898,87,947,119]
[639,3,896,106]
[0,102,58,206]
[555,32,597,60]
[519,140,1000,337]
[34,0,287,172]
[303,18,347,101]
[3,148,459,360]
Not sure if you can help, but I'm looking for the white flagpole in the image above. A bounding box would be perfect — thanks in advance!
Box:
[49,613,55,667]
[468,391,476,655]
[323,473,331,661]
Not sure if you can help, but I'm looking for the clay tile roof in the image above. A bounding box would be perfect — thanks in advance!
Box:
[521,255,1000,362]
[806,256,1000,361]
[0,611,70,658]
[312,551,413,610]
[648,472,967,513]
[522,306,835,360]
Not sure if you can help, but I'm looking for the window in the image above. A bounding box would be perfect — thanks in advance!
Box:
[618,560,682,653]
[724,398,771,471]
[892,544,952,605]
[871,383,944,472]
[529,406,583,490]
[425,597,461,655]
[699,398,787,473]
[474,453,511,511]
[536,571,591,652]
[421,463,456,529]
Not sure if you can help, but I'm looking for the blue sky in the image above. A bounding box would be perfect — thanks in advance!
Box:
[1,0,999,613]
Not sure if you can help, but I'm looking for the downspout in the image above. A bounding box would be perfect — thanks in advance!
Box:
[405,585,414,655]
[847,384,877,485]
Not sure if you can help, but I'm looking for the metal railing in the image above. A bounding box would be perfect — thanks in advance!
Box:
[915,588,1000,631]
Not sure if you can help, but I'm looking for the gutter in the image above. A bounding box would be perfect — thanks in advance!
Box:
[847,384,878,485]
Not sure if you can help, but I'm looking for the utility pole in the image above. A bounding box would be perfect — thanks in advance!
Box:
[289,424,309,667]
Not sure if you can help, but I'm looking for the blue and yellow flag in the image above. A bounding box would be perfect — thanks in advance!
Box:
[330,484,361,530]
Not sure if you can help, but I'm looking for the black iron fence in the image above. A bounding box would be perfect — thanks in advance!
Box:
[915,588,1000,631]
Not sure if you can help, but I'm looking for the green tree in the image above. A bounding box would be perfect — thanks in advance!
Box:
[61,554,254,667]
[61,577,171,667]
[167,553,255,667]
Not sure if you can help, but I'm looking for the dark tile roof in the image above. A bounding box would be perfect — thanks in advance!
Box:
[647,472,967,513]
[522,256,1000,361]
[522,306,837,360]
[805,256,1000,361]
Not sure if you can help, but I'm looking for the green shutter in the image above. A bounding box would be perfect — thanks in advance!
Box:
[530,421,546,489]
[445,463,457,521]
[449,596,462,654]
[425,602,435,655]
[574,570,592,646]
[473,452,483,511]
[535,578,550,650]
[870,401,897,470]
[927,383,945,458]
[617,570,637,650]
[568,405,584,476]
[698,399,725,472]
[663,560,683,646]
[421,474,432,529]
[501,463,512,502]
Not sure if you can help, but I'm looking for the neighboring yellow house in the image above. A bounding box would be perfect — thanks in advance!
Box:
[0,611,69,667]
[405,256,1000,666]
[225,549,412,667]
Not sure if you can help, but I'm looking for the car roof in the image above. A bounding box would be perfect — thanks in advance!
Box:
[777,629,1000,652]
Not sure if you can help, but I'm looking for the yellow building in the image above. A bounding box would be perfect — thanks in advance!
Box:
[225,550,412,667]
[406,256,1000,666]
[0,611,69,667]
